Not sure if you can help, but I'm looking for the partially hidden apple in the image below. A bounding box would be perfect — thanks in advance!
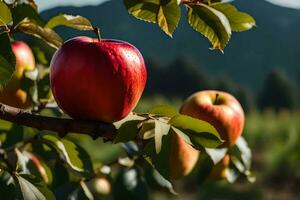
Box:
[0,41,35,108]
[50,37,147,122]
[87,176,111,195]
[170,134,200,179]
[27,153,50,184]
[180,90,245,147]
[207,154,230,180]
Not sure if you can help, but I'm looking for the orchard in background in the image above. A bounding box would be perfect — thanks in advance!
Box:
[0,0,255,199]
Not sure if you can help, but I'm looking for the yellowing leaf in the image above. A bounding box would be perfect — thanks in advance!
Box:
[186,3,231,51]
[124,0,160,23]
[45,14,93,30]
[18,19,63,49]
[157,0,181,37]
[211,3,256,32]
[0,1,12,24]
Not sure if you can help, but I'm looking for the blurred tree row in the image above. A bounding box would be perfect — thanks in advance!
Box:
[144,58,300,113]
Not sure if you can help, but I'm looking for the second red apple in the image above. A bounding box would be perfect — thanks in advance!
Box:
[180,90,245,147]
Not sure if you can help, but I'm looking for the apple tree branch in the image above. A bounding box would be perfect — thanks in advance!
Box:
[0,103,116,140]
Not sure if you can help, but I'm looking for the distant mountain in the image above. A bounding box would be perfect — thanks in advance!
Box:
[41,0,300,91]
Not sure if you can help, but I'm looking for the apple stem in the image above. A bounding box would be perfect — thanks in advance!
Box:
[214,93,220,105]
[93,27,101,42]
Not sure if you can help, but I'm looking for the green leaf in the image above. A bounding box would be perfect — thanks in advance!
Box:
[169,114,223,148]
[114,120,140,143]
[113,168,148,200]
[0,32,15,89]
[226,165,239,183]
[18,19,63,49]
[0,172,16,200]
[114,114,146,143]
[0,1,12,24]
[32,47,48,65]
[139,119,156,140]
[51,162,70,189]
[79,181,94,200]
[121,142,140,158]
[143,161,177,195]
[21,68,39,104]
[124,0,180,36]
[197,154,214,183]
[45,14,93,30]
[2,125,23,149]
[231,155,245,173]
[235,136,252,170]
[114,113,146,129]
[151,168,177,194]
[61,139,93,175]
[157,0,181,37]
[210,3,256,32]
[154,120,170,154]
[37,75,51,100]
[12,3,44,26]
[149,105,178,118]
[17,150,53,185]
[138,118,171,153]
[186,3,231,51]
[143,133,173,179]
[40,134,93,176]
[228,136,255,183]
[205,147,228,164]
[124,0,160,23]
[26,0,38,11]
[0,32,15,64]
[15,174,55,200]
[0,56,14,90]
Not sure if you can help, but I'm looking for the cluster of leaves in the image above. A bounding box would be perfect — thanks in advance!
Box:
[0,104,254,199]
[114,105,222,179]
[124,0,256,51]
[112,105,255,195]
[0,122,111,199]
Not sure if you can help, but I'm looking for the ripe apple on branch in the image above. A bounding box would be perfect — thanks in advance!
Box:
[50,30,147,123]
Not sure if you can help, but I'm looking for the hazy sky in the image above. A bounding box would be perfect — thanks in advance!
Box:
[35,0,300,11]
[265,0,300,9]
[35,0,107,11]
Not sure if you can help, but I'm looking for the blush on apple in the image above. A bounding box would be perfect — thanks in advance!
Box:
[50,37,147,123]
[0,41,35,108]
[170,133,200,179]
[180,90,245,147]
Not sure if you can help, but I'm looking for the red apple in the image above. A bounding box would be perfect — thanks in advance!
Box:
[12,41,36,79]
[26,153,50,184]
[170,134,200,179]
[50,37,147,122]
[180,90,245,147]
[87,176,111,195]
[207,154,230,180]
[0,41,35,108]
